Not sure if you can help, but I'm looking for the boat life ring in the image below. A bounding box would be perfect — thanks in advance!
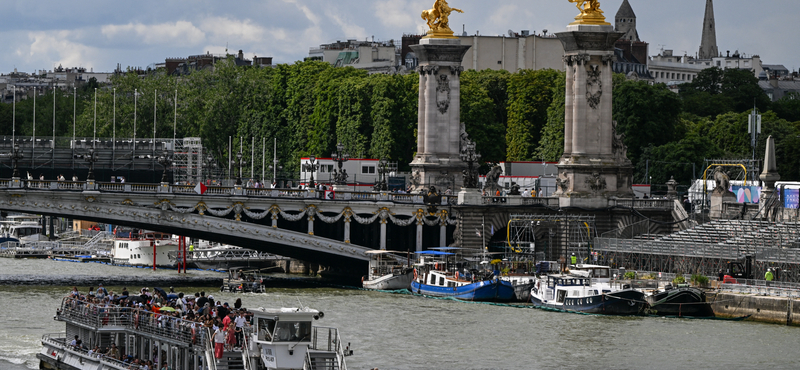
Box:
[413,268,418,280]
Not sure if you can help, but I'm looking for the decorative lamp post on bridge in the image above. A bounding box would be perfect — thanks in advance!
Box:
[460,140,481,189]
[8,143,24,179]
[158,150,172,184]
[204,155,217,184]
[375,158,389,192]
[331,142,350,185]
[269,162,283,187]
[85,148,98,181]
[303,156,319,189]
[233,151,246,186]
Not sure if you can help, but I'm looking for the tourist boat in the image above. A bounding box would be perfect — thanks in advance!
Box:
[646,284,714,317]
[410,250,515,302]
[111,229,179,267]
[0,214,46,243]
[529,264,648,315]
[39,297,352,370]
[362,250,414,291]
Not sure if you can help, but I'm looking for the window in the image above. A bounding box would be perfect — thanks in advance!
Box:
[439,277,445,286]
[273,321,311,342]
[361,166,375,174]
[257,318,276,341]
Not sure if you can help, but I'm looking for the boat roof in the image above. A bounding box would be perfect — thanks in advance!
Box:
[251,307,321,318]
[415,251,455,255]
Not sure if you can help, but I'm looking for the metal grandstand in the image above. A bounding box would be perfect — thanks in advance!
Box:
[595,219,800,282]
[506,214,596,263]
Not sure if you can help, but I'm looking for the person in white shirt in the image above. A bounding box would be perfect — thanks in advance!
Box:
[212,327,225,361]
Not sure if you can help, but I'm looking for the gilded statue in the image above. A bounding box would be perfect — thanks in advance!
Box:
[421,0,463,38]
[567,0,610,26]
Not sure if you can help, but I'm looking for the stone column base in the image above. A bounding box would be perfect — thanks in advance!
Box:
[411,161,466,192]
[457,188,482,205]
[556,160,634,208]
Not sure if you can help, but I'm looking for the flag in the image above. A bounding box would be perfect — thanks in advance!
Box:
[194,182,207,195]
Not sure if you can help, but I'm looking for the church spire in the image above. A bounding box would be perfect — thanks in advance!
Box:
[698,0,719,59]
[615,0,639,42]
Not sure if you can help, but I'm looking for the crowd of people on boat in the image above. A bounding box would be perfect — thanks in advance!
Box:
[61,284,252,369]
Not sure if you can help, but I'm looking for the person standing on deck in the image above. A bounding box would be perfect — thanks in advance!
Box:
[212,326,225,362]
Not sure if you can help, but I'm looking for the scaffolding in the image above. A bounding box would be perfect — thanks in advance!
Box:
[505,214,596,263]
[595,219,800,282]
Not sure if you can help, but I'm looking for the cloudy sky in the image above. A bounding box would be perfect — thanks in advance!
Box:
[0,0,796,74]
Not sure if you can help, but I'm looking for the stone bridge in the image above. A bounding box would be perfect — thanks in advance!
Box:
[0,178,457,272]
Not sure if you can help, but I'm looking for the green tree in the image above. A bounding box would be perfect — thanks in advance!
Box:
[460,70,509,162]
[505,69,560,161]
[613,80,683,165]
[535,71,566,161]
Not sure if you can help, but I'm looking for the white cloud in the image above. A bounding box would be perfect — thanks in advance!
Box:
[101,21,205,45]
[199,17,267,44]
[24,31,101,70]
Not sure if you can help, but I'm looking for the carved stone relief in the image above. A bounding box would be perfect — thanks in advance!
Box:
[436,74,451,114]
[586,64,602,109]
[586,172,607,192]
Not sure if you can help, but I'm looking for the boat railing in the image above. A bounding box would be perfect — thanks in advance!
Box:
[310,326,341,353]
[59,297,209,347]
[204,327,218,370]
[240,326,254,370]
[41,333,146,370]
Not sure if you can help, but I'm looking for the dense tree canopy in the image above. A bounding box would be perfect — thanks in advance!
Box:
[1,59,792,189]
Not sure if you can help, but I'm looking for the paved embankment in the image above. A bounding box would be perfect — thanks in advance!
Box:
[708,291,800,326]
[0,274,223,287]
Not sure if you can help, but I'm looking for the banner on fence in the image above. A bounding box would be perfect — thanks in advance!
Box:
[732,185,761,203]
[784,189,800,209]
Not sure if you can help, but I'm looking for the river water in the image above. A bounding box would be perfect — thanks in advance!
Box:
[1,258,799,370]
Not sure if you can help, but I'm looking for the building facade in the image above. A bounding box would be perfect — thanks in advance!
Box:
[307,39,400,74]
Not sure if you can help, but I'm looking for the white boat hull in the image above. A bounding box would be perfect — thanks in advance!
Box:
[363,270,414,291]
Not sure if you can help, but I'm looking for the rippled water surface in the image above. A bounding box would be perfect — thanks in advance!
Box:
[1,258,799,370]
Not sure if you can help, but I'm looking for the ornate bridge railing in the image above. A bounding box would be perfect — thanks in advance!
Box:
[0,179,456,205]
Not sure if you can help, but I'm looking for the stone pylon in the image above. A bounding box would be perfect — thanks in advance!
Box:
[409,38,471,191]
[554,23,634,208]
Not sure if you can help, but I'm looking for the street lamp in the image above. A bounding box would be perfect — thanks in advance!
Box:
[331,142,350,185]
[234,151,245,186]
[269,163,283,186]
[460,140,481,189]
[303,156,319,188]
[85,148,98,181]
[9,143,23,178]
[375,158,389,191]
[158,150,172,183]
[204,155,217,184]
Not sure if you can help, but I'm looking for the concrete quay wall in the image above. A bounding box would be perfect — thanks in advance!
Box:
[708,291,800,326]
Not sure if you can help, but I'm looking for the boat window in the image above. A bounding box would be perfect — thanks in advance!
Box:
[439,277,445,286]
[556,290,566,303]
[429,274,435,285]
[603,290,610,293]
[273,321,311,342]
[257,318,276,341]
[596,269,609,278]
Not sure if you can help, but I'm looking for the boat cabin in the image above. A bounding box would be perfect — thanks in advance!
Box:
[569,264,612,282]
[534,275,610,306]
[251,307,348,370]
[365,250,410,280]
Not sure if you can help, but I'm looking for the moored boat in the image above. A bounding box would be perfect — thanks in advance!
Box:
[362,250,414,291]
[529,264,648,315]
[111,229,179,267]
[646,285,714,317]
[410,250,515,302]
